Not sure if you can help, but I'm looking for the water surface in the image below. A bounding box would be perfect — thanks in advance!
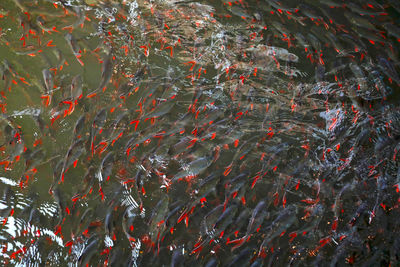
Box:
[0,0,399,266]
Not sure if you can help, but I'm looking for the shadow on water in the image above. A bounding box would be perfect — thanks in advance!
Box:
[0,0,399,266]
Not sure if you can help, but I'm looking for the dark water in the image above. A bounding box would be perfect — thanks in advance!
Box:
[0,0,399,266]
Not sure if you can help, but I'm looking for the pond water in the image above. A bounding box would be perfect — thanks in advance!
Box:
[0,0,399,266]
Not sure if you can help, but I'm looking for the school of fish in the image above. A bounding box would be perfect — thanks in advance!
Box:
[0,0,399,266]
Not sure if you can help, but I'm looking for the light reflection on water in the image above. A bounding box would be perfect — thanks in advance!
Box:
[0,177,63,264]
[0,0,399,265]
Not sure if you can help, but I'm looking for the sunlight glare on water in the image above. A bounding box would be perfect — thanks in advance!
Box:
[0,0,399,266]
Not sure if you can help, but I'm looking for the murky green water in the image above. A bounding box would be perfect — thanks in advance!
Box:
[0,0,399,266]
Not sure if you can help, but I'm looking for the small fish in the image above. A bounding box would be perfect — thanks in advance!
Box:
[229,200,267,250]
[271,21,291,38]
[324,31,344,54]
[377,57,400,85]
[347,2,383,16]
[10,141,24,161]
[65,33,84,66]
[78,236,99,266]
[96,152,114,183]
[333,183,353,220]
[27,208,41,225]
[298,3,322,20]
[71,6,86,29]
[51,186,66,226]
[108,111,129,140]
[36,15,54,33]
[246,201,268,236]
[172,156,212,182]
[196,173,219,201]
[93,49,114,95]
[383,23,400,39]
[71,74,83,100]
[266,46,299,62]
[42,69,54,94]
[344,11,376,31]
[259,205,297,249]
[349,63,368,88]
[73,115,85,138]
[79,207,94,229]
[104,208,114,237]
[306,33,322,52]
[266,0,296,12]
[122,205,139,242]
[319,0,344,8]
[130,65,146,85]
[164,200,184,229]
[52,48,66,69]
[201,204,224,236]
[149,195,169,240]
[351,26,384,43]
[297,204,324,234]
[108,248,124,266]
[319,5,340,25]
[144,101,175,119]
[23,148,45,171]
[294,32,311,50]
[59,138,86,183]
[117,82,132,98]
[228,6,251,19]
[0,204,12,218]
[89,108,107,153]
[348,202,368,226]
[230,208,251,235]
[213,203,238,232]
[168,137,193,156]
[78,166,96,198]
[315,63,325,83]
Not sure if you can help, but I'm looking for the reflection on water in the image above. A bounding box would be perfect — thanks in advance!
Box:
[0,0,399,265]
